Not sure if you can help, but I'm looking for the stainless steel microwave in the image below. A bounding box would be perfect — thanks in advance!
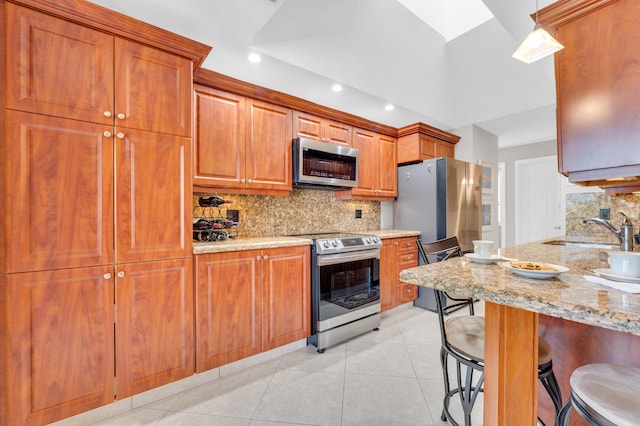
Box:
[292,138,359,189]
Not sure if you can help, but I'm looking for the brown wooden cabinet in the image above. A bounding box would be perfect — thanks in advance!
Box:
[6,4,192,137]
[194,86,293,194]
[396,122,459,165]
[539,0,640,192]
[115,258,194,398]
[293,110,352,145]
[380,237,418,312]
[2,3,206,424]
[5,266,115,425]
[195,246,310,372]
[336,128,397,200]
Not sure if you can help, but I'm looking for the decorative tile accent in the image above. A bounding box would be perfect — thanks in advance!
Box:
[193,188,381,238]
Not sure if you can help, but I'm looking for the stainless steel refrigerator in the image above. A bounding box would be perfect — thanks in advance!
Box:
[394,157,482,311]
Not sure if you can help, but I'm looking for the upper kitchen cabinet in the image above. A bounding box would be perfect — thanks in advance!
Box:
[397,122,459,164]
[539,0,640,193]
[6,3,193,137]
[336,128,397,200]
[293,110,352,145]
[194,85,292,195]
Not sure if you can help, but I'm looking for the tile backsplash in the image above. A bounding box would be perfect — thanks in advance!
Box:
[566,192,640,239]
[193,189,380,238]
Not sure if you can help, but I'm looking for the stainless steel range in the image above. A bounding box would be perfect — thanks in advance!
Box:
[300,232,382,352]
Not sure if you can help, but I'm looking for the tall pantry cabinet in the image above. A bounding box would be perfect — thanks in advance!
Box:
[1,1,211,424]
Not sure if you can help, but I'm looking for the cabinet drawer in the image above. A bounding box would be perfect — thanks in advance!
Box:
[397,252,418,269]
[396,237,417,253]
[397,283,418,303]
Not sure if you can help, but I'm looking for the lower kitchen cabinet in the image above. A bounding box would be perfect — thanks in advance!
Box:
[115,258,194,398]
[5,266,115,425]
[380,237,419,312]
[195,245,310,372]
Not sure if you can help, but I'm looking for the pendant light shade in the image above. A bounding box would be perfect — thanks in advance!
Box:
[513,1,564,64]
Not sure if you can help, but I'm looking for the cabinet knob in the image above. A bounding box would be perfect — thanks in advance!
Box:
[103,111,112,118]
[117,113,126,120]
[103,131,112,137]
[256,255,261,260]
[117,271,125,278]
[247,179,253,184]
[241,178,246,184]
[263,255,269,260]
[116,132,125,139]
[103,273,112,279]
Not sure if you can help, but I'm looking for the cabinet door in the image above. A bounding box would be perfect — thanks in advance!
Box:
[380,239,398,312]
[245,99,293,191]
[5,110,114,272]
[293,110,323,141]
[6,267,114,425]
[115,258,194,398]
[193,86,246,189]
[5,4,114,125]
[115,128,191,263]
[377,134,397,197]
[261,246,310,351]
[325,119,352,146]
[195,251,261,372]
[115,39,192,137]
[350,128,377,196]
[556,0,640,176]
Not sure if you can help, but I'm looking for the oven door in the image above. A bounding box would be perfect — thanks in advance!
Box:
[315,249,380,332]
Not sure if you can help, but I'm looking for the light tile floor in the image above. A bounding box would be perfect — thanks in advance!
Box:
[52,303,485,426]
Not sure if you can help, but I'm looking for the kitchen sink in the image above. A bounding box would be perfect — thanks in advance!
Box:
[542,240,619,250]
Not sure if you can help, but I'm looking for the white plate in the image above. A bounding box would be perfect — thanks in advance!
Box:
[464,253,503,264]
[593,268,640,284]
[500,261,569,279]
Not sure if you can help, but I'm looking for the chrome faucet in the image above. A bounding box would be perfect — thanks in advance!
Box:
[583,211,635,252]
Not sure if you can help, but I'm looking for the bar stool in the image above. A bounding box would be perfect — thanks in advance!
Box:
[557,363,640,425]
[417,238,563,426]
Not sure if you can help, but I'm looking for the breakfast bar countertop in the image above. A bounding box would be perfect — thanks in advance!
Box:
[399,238,640,336]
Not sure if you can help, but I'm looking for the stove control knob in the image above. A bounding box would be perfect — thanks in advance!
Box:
[365,237,372,244]
[331,240,339,247]
[322,241,330,249]
[373,236,380,243]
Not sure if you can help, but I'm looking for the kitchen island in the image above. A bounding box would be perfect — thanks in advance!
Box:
[399,239,640,425]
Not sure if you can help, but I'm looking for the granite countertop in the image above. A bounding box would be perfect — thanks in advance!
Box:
[193,229,421,254]
[399,238,640,336]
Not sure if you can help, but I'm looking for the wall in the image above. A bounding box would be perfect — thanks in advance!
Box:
[453,124,501,244]
[193,189,380,238]
[498,139,557,247]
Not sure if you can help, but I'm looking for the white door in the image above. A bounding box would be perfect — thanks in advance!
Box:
[515,156,564,244]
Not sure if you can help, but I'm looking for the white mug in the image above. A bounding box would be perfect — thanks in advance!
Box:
[472,240,494,259]
[607,251,640,278]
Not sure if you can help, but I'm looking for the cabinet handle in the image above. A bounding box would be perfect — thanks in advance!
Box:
[117,113,125,120]
[117,271,125,278]
[116,132,125,139]
[241,178,246,184]
[103,111,112,118]
[103,273,112,279]
[247,179,253,184]
[263,255,269,260]
[256,255,261,260]
[103,131,112,137]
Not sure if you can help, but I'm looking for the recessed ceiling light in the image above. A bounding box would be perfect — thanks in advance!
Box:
[248,53,262,63]
[331,83,343,92]
[385,104,395,111]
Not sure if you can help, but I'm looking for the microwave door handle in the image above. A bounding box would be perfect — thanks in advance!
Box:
[316,249,380,266]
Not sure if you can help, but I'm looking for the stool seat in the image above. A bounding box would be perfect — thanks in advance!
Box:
[569,363,640,426]
[446,315,554,365]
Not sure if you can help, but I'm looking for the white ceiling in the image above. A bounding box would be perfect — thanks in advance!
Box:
[88,0,559,148]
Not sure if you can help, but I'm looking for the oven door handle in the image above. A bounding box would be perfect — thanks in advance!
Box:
[316,249,380,266]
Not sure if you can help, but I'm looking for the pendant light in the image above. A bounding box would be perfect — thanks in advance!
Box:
[512,0,564,64]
